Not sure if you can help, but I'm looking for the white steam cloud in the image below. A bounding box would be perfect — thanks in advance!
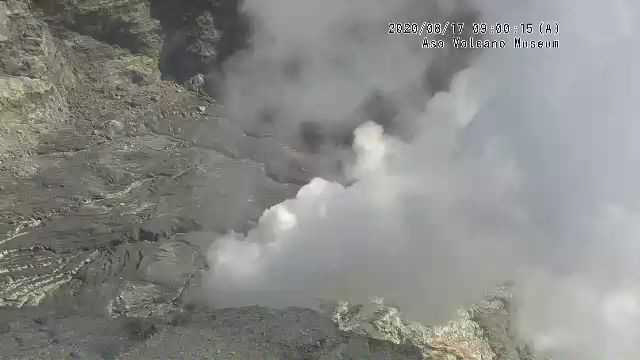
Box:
[208,65,524,322]
[206,0,640,358]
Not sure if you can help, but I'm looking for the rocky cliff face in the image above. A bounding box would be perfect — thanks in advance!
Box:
[39,0,163,56]
[0,1,537,359]
[0,0,72,174]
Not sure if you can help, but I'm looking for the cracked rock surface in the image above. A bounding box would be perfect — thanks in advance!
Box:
[0,1,537,359]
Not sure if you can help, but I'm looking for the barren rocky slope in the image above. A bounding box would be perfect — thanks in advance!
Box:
[0,1,536,359]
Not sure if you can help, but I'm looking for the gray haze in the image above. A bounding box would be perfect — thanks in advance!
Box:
[473,1,640,359]
[206,0,640,358]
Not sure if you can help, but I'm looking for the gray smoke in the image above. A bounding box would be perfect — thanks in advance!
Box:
[221,0,476,148]
[206,0,640,358]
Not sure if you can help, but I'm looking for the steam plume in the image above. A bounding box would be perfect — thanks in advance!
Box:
[205,0,640,358]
